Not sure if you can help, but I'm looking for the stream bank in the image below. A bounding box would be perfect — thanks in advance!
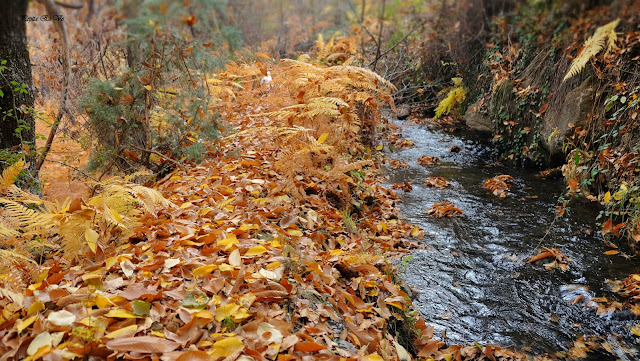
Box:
[385,119,640,359]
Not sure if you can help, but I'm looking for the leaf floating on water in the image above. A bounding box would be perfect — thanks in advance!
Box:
[529,246,571,271]
[424,176,450,189]
[427,201,463,218]
[417,155,439,165]
[484,175,514,197]
[603,250,620,255]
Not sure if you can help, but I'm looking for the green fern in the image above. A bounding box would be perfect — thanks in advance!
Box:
[564,19,619,81]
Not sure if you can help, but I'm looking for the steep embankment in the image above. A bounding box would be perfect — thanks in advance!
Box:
[449,0,640,247]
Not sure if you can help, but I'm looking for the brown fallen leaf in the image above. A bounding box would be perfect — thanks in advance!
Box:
[484,174,514,197]
[424,177,450,189]
[427,201,463,218]
[106,336,180,353]
[418,155,439,165]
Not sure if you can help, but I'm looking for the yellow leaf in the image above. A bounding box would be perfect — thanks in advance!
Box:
[28,301,44,315]
[375,145,383,151]
[317,133,329,144]
[632,324,640,337]
[604,191,611,203]
[105,324,138,339]
[210,337,244,359]
[144,85,152,91]
[443,354,452,361]
[195,310,214,319]
[85,228,98,253]
[17,315,37,333]
[269,239,282,248]
[217,234,238,250]
[330,249,344,256]
[96,294,115,309]
[266,261,281,269]
[105,309,142,319]
[410,226,422,237]
[180,202,194,209]
[193,265,217,278]
[614,190,625,201]
[215,304,239,322]
[385,301,405,310]
[245,246,268,256]
[366,354,384,361]
[151,330,166,338]
[218,263,233,271]
[287,229,303,237]
[105,257,118,269]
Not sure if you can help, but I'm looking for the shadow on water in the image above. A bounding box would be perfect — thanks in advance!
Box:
[384,120,640,359]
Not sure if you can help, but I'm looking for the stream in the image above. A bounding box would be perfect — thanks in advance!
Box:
[384,120,640,359]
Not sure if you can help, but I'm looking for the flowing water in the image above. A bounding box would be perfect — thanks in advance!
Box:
[385,120,640,359]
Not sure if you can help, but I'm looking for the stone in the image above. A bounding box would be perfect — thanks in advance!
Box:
[541,78,594,156]
[464,99,492,133]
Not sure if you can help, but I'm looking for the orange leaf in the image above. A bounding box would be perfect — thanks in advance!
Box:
[539,102,549,114]
[294,342,328,352]
[611,222,626,237]
[568,178,579,192]
[528,251,554,263]
[603,250,619,255]
[176,351,210,361]
[602,219,613,234]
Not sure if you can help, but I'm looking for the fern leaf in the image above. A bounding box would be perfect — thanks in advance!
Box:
[564,19,619,81]
[309,97,349,108]
[435,83,466,119]
[0,159,25,193]
[0,249,37,265]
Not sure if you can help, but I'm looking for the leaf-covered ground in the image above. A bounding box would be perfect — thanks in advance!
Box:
[0,60,525,361]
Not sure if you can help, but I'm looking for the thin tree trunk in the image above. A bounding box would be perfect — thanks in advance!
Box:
[0,0,35,170]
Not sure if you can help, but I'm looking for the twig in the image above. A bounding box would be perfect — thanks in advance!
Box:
[130,144,185,168]
[368,22,422,68]
[44,158,98,182]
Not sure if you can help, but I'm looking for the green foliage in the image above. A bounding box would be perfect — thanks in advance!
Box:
[82,0,240,172]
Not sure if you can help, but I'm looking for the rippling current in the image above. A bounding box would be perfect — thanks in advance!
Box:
[385,120,640,359]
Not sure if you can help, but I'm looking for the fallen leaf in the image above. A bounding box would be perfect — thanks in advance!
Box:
[210,337,244,358]
[106,336,180,353]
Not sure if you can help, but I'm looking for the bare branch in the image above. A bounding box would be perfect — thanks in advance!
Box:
[54,1,83,9]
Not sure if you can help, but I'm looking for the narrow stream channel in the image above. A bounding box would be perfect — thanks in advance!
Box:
[384,120,640,359]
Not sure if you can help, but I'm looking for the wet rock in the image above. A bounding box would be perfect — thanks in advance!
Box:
[394,104,412,120]
[541,78,594,156]
[464,100,493,133]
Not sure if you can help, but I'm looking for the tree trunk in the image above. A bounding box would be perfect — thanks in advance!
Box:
[0,0,35,167]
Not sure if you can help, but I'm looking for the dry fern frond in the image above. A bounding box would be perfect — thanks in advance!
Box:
[564,19,619,81]
[435,78,466,118]
[0,286,25,307]
[0,249,37,265]
[0,198,52,234]
[0,159,25,193]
